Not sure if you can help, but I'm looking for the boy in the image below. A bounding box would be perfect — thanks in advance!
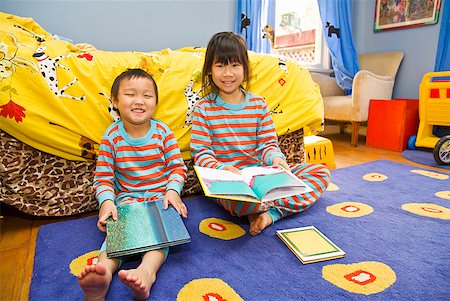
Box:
[78,69,187,300]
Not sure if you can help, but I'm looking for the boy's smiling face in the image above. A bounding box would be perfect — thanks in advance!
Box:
[113,77,157,137]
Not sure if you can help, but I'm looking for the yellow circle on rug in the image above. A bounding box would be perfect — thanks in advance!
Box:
[177,278,243,301]
[362,173,388,181]
[69,250,99,276]
[435,191,450,200]
[199,218,246,240]
[410,169,449,180]
[402,203,450,220]
[322,261,396,295]
[326,202,374,218]
[327,183,339,191]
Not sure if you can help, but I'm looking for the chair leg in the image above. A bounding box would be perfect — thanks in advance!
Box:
[351,121,360,147]
[339,123,345,134]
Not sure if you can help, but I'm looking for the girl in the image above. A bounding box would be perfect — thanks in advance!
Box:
[78,69,187,301]
[190,32,330,236]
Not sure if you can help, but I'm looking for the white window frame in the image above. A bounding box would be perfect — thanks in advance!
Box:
[272,0,331,72]
[310,26,331,72]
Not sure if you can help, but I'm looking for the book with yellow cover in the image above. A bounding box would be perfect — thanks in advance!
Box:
[194,165,312,203]
[276,226,345,264]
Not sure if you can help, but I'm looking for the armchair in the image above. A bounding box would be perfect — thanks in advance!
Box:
[311,51,404,146]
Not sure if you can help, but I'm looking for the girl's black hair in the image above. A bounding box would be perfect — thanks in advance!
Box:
[202,32,251,97]
[110,68,158,104]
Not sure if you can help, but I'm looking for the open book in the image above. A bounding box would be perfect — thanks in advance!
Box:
[106,200,191,258]
[194,165,312,203]
[276,226,345,264]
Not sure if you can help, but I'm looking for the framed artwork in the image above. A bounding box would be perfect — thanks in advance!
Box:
[374,0,441,32]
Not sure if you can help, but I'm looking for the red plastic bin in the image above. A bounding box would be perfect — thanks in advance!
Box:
[366,99,419,152]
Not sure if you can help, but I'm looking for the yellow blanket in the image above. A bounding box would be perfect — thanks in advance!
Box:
[0,13,323,161]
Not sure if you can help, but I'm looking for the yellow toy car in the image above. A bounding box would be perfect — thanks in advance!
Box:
[408,71,450,165]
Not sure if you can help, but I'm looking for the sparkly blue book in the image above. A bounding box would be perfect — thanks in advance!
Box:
[106,200,191,258]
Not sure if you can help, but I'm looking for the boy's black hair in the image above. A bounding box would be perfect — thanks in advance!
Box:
[202,32,251,97]
[110,68,158,104]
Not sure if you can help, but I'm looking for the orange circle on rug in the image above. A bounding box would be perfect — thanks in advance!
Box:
[362,173,388,181]
[435,191,450,200]
[69,250,99,276]
[199,218,246,240]
[177,278,243,301]
[326,202,374,218]
[327,183,339,191]
[402,203,450,220]
[322,261,396,295]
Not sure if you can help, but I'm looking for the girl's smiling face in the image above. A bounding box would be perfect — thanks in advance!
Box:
[113,77,157,137]
[211,59,245,103]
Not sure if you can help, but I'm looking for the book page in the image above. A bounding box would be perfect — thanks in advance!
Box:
[207,180,259,200]
[243,167,312,202]
[240,166,284,185]
[194,166,259,201]
[195,166,245,182]
[196,165,285,186]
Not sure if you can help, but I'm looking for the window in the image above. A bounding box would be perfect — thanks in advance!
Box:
[273,0,330,71]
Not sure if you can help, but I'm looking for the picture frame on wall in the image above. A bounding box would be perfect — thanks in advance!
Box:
[374,0,441,32]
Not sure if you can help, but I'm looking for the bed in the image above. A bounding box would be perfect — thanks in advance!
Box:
[0,12,324,216]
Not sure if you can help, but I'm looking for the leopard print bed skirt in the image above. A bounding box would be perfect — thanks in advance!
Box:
[0,129,305,217]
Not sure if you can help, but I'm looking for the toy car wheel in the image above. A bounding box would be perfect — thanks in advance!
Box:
[433,135,450,165]
[407,135,416,150]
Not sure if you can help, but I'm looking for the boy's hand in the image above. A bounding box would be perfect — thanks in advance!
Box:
[223,165,241,174]
[164,189,188,218]
[272,157,290,170]
[97,200,117,232]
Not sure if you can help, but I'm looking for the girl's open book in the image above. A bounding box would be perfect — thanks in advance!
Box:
[194,166,313,203]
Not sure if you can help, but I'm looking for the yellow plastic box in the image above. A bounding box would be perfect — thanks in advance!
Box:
[304,135,335,169]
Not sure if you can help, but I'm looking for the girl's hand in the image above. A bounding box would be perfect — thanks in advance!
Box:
[223,165,241,174]
[164,189,188,218]
[272,157,290,170]
[97,200,117,232]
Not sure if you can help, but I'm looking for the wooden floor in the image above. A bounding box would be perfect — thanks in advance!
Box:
[1,133,448,301]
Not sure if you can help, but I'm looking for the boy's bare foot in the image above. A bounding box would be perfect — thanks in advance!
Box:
[118,268,156,300]
[248,212,272,236]
[77,262,111,301]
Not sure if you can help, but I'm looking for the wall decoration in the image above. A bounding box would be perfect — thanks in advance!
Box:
[374,0,441,32]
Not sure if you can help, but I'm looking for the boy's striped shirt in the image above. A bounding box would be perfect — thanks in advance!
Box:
[94,119,187,207]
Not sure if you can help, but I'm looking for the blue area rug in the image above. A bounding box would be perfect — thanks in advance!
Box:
[402,149,450,170]
[30,160,450,301]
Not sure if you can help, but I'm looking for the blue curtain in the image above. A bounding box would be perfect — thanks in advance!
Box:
[435,0,450,71]
[235,0,274,53]
[317,0,359,95]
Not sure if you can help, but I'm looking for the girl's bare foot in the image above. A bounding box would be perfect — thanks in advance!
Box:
[77,262,111,301]
[248,212,272,236]
[118,267,156,300]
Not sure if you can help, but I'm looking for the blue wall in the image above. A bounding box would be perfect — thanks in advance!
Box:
[1,0,235,52]
[2,0,446,98]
